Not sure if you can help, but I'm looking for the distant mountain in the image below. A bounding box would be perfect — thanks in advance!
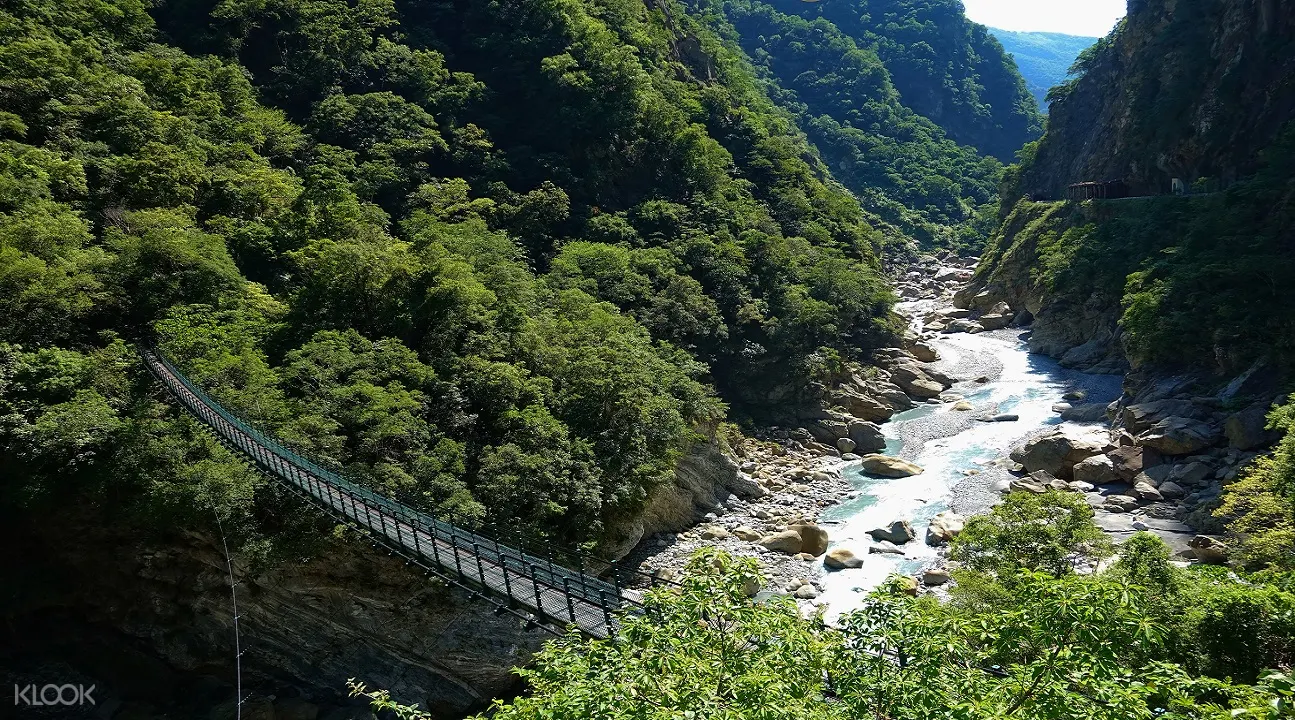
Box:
[990,29,1098,109]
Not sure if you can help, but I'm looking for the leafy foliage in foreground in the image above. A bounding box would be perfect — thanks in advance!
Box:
[354,547,1295,719]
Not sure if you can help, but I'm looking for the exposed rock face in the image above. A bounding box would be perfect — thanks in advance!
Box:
[859,455,924,478]
[1225,403,1279,450]
[634,441,766,550]
[1014,0,1295,201]
[1136,417,1221,456]
[3,509,543,718]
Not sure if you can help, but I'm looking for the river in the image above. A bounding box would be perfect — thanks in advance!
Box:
[814,300,1124,620]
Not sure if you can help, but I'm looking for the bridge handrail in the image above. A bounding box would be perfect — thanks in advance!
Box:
[142,349,647,630]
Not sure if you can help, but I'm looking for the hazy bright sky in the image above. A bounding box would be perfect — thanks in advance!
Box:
[962,0,1125,37]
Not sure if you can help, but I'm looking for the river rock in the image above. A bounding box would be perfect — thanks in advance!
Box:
[1132,482,1163,501]
[834,389,894,423]
[911,342,940,362]
[1107,445,1161,481]
[896,576,920,596]
[824,547,864,570]
[953,401,974,411]
[836,437,857,453]
[700,525,731,540]
[1063,390,1088,402]
[1123,400,1206,434]
[869,541,904,555]
[945,318,984,334]
[1189,535,1229,565]
[859,454,923,477]
[1224,404,1279,450]
[794,584,820,599]
[1169,462,1212,487]
[1068,480,1095,493]
[992,413,1020,422]
[1061,403,1110,423]
[1072,454,1121,486]
[922,568,951,586]
[1010,429,1105,479]
[978,313,1013,331]
[868,520,916,544]
[1009,477,1048,494]
[1102,495,1141,513]
[890,365,945,399]
[758,530,804,555]
[1158,481,1186,499]
[925,512,965,545]
[790,523,831,556]
[848,421,886,453]
[1137,417,1220,456]
[733,526,763,541]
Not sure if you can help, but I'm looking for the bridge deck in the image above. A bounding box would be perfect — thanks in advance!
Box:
[143,350,629,638]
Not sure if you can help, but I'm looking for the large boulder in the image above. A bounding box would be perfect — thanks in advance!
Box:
[848,421,887,454]
[758,530,803,555]
[978,313,1013,331]
[824,547,864,570]
[925,512,965,546]
[807,419,850,444]
[1060,403,1111,423]
[1122,400,1206,434]
[1137,417,1221,456]
[1071,454,1121,486]
[922,568,951,586]
[790,523,831,556]
[890,364,945,399]
[1158,481,1187,499]
[859,454,924,478]
[1189,535,1229,565]
[910,342,940,362]
[867,381,915,412]
[1224,404,1279,450]
[868,520,916,545]
[1009,429,1106,479]
[833,389,894,423]
[1107,445,1161,481]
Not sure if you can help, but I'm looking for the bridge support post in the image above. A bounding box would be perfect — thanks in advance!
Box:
[563,578,577,626]
[529,564,544,616]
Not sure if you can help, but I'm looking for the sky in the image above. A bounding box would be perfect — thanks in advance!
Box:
[961,0,1125,37]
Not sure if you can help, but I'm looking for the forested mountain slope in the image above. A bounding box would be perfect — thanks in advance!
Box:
[978,0,1295,375]
[703,0,1007,247]
[989,29,1098,110]
[971,0,1295,568]
[0,0,907,555]
[755,0,1043,161]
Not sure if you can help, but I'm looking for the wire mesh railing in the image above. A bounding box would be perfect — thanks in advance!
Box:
[142,348,650,638]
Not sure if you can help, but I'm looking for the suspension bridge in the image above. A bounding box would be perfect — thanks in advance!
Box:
[142,349,659,639]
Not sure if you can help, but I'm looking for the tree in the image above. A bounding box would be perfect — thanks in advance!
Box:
[949,490,1111,580]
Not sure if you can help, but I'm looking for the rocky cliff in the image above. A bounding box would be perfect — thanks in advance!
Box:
[1012,0,1295,199]
[1,505,545,719]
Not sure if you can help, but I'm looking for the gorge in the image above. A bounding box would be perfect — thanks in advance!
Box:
[2,0,1294,718]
